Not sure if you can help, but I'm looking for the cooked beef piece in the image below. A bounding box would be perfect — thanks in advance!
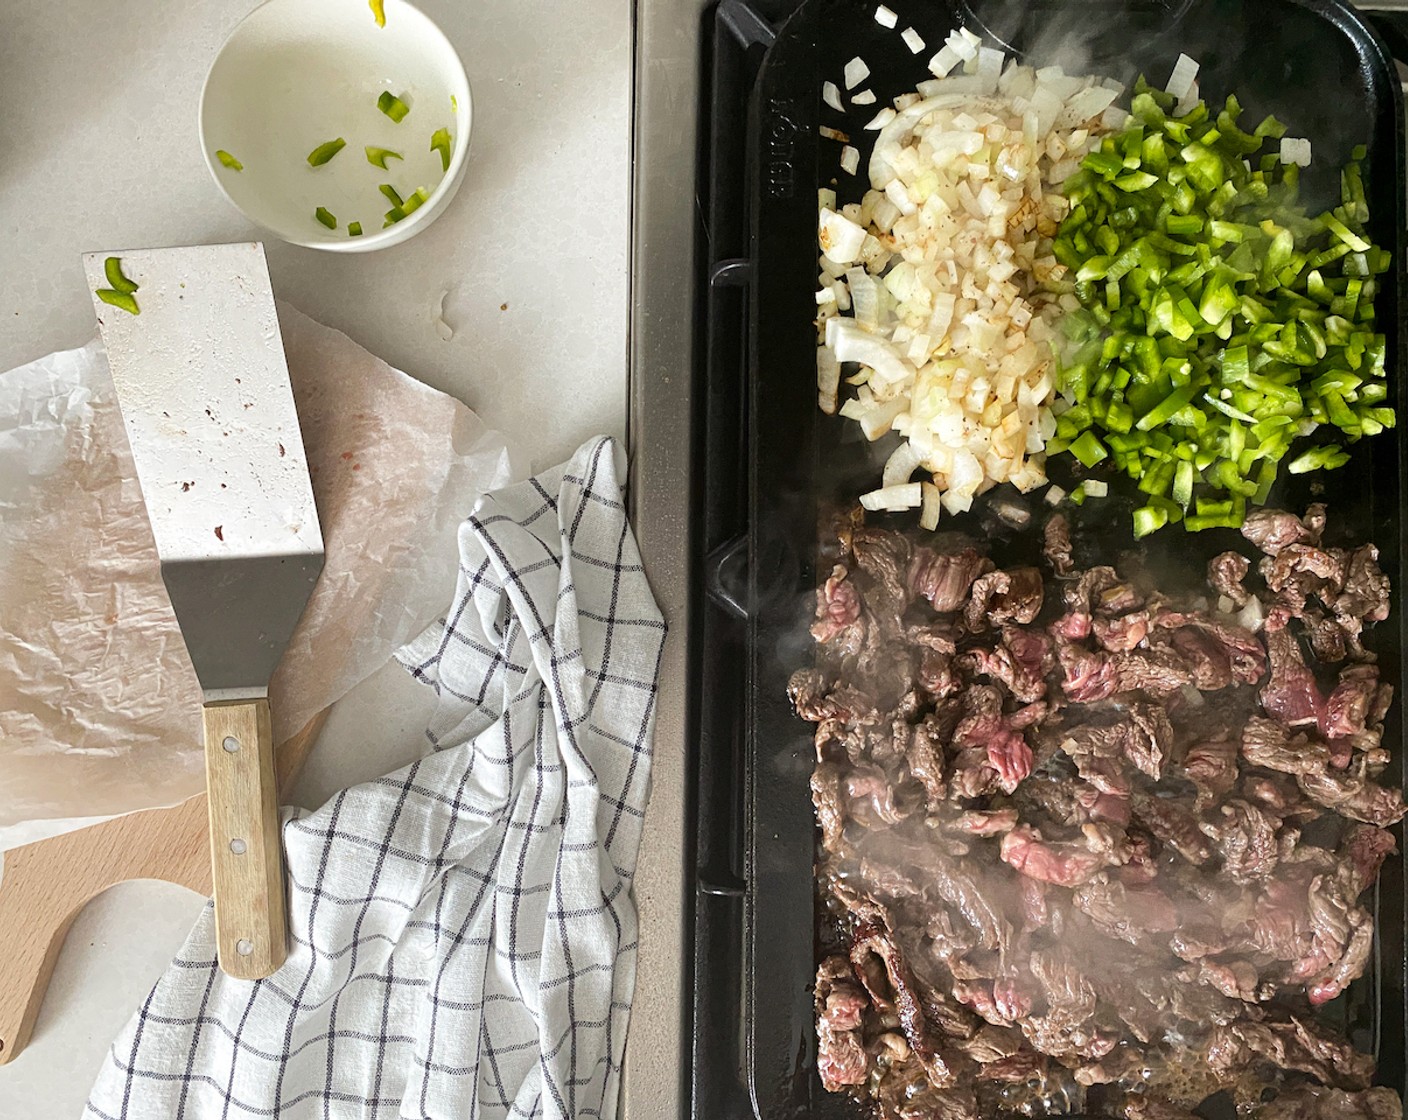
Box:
[1320,665,1384,742]
[1304,904,1373,1007]
[1074,1043,1150,1087]
[1064,565,1145,620]
[812,763,847,850]
[959,629,1050,704]
[909,546,994,613]
[906,718,948,811]
[1297,766,1407,828]
[1050,721,1134,797]
[1241,716,1330,775]
[1183,736,1240,809]
[1210,551,1253,607]
[1243,506,1325,555]
[852,528,914,619]
[876,1076,980,1120]
[845,763,909,829]
[1092,609,1151,652]
[851,922,957,1088]
[1303,609,1352,663]
[965,566,1045,630]
[1060,644,1195,702]
[1258,1084,1404,1120]
[811,565,865,653]
[1334,545,1391,635]
[1262,628,1324,727]
[1207,1016,1375,1091]
[1072,876,1178,943]
[1000,823,1128,887]
[1344,824,1397,896]
[816,955,871,1090]
[940,808,1019,836]
[1130,790,1212,865]
[1202,799,1281,884]
[1262,544,1348,598]
[787,667,831,721]
[1044,513,1075,575]
[973,1047,1046,1081]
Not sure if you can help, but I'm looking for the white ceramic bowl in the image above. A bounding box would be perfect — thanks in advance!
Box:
[200,0,471,252]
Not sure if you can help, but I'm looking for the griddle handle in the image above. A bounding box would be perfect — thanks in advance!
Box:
[1363,9,1408,69]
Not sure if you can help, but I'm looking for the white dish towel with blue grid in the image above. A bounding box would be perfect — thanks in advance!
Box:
[85,436,666,1120]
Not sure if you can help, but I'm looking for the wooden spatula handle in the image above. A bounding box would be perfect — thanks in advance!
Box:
[202,698,287,979]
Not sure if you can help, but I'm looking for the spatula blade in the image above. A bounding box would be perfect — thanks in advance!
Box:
[83,243,323,701]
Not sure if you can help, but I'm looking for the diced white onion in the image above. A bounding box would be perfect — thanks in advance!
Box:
[820,125,850,142]
[874,4,897,28]
[844,56,870,89]
[928,44,961,78]
[901,27,926,54]
[1044,484,1066,506]
[1082,479,1108,498]
[819,209,867,264]
[920,482,942,529]
[822,80,843,112]
[817,345,841,414]
[816,30,1120,525]
[1165,53,1199,101]
[883,442,923,487]
[840,144,860,175]
[851,88,877,105]
[947,28,978,61]
[1281,137,1312,167]
[861,482,924,511]
[866,107,898,130]
[1174,79,1200,117]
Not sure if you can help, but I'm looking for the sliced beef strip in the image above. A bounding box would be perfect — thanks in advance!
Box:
[1334,545,1391,635]
[1182,736,1240,810]
[1262,628,1325,727]
[816,955,871,1091]
[851,922,957,1089]
[851,528,914,621]
[909,546,995,613]
[1207,1016,1376,1092]
[1043,513,1075,575]
[811,565,865,655]
[1242,716,1331,775]
[1210,551,1253,607]
[906,717,948,811]
[1320,664,1384,742]
[1201,798,1281,884]
[1072,876,1179,944]
[964,566,1045,631]
[1257,1084,1404,1120]
[1243,505,1326,555]
[1130,790,1212,865]
[1297,766,1408,828]
[812,763,847,850]
[999,823,1129,887]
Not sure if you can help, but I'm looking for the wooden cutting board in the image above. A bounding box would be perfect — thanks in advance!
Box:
[0,710,327,1065]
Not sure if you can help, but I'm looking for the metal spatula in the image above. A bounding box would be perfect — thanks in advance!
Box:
[84,243,324,980]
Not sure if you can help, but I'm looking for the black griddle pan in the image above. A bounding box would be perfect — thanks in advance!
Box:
[734,1,1408,1116]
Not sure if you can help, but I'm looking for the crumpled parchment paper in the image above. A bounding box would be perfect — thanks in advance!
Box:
[0,303,528,849]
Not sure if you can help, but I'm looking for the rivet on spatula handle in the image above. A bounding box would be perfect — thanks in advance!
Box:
[202,699,287,979]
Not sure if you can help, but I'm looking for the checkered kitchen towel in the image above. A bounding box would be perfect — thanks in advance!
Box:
[86,436,666,1120]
